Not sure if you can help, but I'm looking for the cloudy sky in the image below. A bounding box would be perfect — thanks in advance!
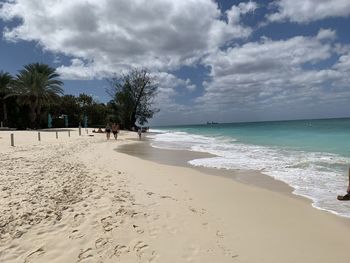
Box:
[1,0,350,125]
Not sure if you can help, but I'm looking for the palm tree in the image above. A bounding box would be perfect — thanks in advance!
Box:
[0,71,13,126]
[12,63,63,128]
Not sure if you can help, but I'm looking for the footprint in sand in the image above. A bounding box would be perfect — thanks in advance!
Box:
[148,250,159,262]
[160,195,176,201]
[133,224,145,234]
[132,241,149,259]
[100,215,118,232]
[113,244,130,257]
[24,247,45,263]
[129,241,159,262]
[73,213,85,227]
[69,229,85,239]
[77,248,93,262]
[115,207,138,221]
[113,195,126,202]
[95,237,110,250]
[115,207,127,217]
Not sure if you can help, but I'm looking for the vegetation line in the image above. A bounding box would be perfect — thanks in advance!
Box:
[0,65,159,130]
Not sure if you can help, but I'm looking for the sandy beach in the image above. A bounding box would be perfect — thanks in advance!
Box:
[1,129,350,263]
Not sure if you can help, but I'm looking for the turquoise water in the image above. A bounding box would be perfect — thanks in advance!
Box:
[150,118,350,218]
[155,118,350,157]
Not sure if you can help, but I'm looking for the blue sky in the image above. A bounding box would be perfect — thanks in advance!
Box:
[1,0,350,125]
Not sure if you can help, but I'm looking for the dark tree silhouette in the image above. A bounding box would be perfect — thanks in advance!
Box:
[10,63,63,128]
[0,71,13,126]
[109,68,159,129]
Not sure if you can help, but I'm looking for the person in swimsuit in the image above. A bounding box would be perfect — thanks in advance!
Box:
[112,123,118,140]
[105,123,111,140]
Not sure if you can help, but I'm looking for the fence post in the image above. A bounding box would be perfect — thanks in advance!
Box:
[79,126,81,136]
[10,133,14,147]
[68,130,70,137]
[38,132,41,141]
[56,131,58,139]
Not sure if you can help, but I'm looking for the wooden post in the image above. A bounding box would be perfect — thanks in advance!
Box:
[10,133,14,147]
[79,126,81,136]
[56,131,58,139]
[68,130,70,137]
[38,132,41,141]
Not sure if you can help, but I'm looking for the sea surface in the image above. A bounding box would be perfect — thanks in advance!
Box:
[149,118,350,218]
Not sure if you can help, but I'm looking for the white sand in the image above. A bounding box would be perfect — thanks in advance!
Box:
[0,129,349,262]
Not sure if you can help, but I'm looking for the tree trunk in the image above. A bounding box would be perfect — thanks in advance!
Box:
[131,81,147,129]
[29,103,36,129]
[2,99,7,126]
[36,104,42,128]
[130,112,136,129]
[3,102,7,124]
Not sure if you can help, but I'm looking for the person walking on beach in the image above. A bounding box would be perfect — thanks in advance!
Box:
[138,128,142,140]
[337,167,350,200]
[105,123,111,140]
[112,123,118,140]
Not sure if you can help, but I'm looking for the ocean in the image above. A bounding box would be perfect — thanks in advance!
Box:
[149,118,350,218]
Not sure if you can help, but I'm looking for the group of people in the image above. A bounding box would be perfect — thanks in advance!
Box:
[92,123,145,141]
[92,127,104,133]
[105,123,119,140]
[92,123,119,139]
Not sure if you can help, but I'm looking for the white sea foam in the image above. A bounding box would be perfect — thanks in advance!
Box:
[149,130,350,218]
[149,129,170,133]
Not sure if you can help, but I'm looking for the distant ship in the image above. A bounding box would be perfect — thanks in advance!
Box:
[206,121,219,125]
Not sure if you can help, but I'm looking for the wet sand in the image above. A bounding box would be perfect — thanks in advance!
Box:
[117,138,295,195]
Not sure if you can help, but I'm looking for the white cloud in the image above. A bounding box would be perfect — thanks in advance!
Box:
[205,33,332,78]
[334,53,350,72]
[238,1,258,15]
[0,0,253,80]
[196,32,349,116]
[316,28,337,41]
[267,0,350,23]
[152,72,196,110]
[226,1,258,24]
[332,52,350,86]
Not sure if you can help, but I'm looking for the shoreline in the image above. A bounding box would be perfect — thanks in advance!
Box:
[119,136,340,215]
[117,134,350,225]
[118,137,296,196]
[1,130,350,262]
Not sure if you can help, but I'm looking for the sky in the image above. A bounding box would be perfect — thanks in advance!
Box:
[0,0,350,125]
